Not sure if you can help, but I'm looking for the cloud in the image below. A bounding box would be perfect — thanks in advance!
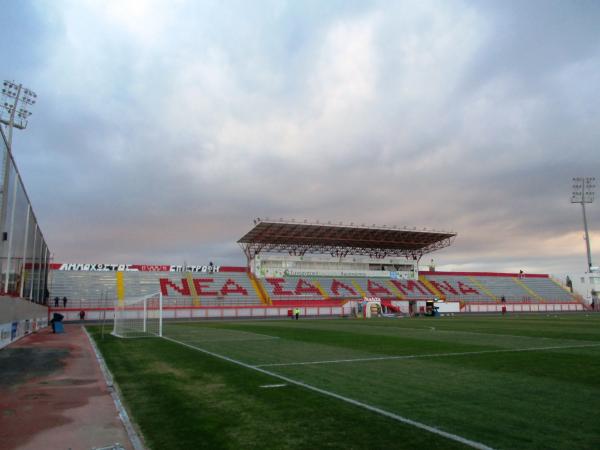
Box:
[1,0,598,275]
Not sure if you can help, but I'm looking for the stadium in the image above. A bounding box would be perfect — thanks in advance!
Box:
[4,211,599,449]
[0,82,598,449]
[2,3,600,450]
[44,218,586,324]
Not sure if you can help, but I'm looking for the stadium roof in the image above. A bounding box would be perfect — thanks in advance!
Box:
[238,219,457,260]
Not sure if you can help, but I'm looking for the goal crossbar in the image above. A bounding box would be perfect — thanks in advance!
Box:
[112,292,163,338]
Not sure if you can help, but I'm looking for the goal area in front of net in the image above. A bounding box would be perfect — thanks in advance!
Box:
[112,292,163,338]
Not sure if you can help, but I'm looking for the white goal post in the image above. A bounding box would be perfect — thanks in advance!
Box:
[112,292,163,338]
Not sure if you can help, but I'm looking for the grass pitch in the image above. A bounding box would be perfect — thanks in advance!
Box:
[91,314,600,449]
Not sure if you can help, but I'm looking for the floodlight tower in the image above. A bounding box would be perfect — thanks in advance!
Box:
[571,177,596,272]
[0,81,37,293]
[0,80,37,208]
[0,81,37,144]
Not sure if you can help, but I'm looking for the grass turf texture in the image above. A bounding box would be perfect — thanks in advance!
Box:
[90,314,600,450]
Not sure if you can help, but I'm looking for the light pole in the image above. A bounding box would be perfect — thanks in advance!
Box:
[571,177,596,272]
[0,80,37,294]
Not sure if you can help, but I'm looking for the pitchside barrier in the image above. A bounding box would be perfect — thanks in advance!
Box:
[0,296,48,349]
[464,302,585,313]
[47,299,587,322]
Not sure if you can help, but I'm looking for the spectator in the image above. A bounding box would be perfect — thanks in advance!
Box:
[79,310,85,321]
[62,296,68,308]
[429,259,436,272]
[54,296,59,307]
[566,276,573,293]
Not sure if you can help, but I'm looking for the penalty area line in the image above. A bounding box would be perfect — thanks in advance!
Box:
[255,342,600,368]
[162,335,494,450]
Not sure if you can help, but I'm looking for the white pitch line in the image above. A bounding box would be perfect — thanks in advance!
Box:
[297,323,578,343]
[162,335,494,450]
[255,343,600,368]
[260,384,287,388]
[166,327,280,341]
[167,336,279,343]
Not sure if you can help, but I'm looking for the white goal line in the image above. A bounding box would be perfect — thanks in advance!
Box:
[162,335,494,450]
[255,342,600,368]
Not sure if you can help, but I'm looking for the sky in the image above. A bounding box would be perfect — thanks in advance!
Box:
[1,0,599,275]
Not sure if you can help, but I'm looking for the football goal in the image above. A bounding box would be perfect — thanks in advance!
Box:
[112,292,163,338]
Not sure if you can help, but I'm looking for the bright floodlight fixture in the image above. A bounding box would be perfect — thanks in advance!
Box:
[571,177,596,204]
[0,81,37,132]
[571,177,596,272]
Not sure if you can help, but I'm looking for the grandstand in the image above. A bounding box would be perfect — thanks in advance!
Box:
[44,219,586,319]
[12,219,595,449]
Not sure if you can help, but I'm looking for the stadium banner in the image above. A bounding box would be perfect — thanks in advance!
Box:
[434,302,460,313]
[0,316,48,349]
[258,268,409,278]
[11,321,19,341]
[45,263,221,273]
[0,322,11,349]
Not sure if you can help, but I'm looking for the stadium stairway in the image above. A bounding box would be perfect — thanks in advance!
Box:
[418,274,446,301]
[513,277,545,302]
[248,271,272,305]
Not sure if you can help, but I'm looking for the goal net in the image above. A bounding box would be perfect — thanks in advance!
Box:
[113,292,163,338]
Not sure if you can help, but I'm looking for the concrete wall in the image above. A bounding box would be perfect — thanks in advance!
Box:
[0,297,48,322]
[1,297,48,349]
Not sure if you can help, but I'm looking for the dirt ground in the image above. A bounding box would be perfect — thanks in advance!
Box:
[0,325,133,450]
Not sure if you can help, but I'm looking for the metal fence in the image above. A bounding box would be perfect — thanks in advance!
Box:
[0,132,50,302]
